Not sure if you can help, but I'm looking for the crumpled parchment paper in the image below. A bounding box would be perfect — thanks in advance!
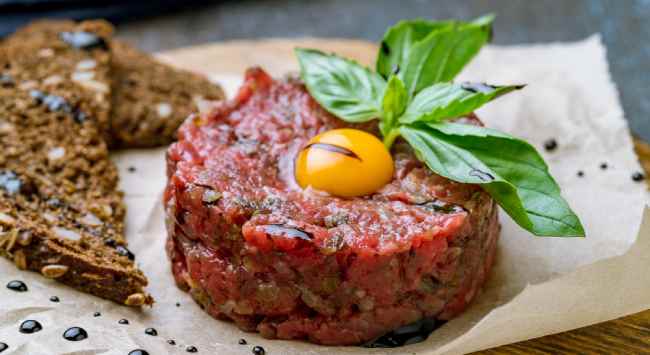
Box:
[0,35,648,355]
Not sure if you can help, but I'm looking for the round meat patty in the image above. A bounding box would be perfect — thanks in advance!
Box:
[164,68,500,346]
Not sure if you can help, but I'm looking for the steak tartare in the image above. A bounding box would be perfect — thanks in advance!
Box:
[164,68,500,345]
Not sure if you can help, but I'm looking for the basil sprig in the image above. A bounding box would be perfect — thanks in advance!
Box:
[295,15,585,237]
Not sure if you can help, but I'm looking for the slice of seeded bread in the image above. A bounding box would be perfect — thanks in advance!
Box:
[109,40,225,148]
[11,19,226,148]
[3,19,115,143]
[0,23,153,306]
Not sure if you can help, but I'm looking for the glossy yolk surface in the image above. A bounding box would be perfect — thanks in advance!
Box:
[295,128,394,197]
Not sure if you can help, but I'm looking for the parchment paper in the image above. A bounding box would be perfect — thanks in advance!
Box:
[1,36,649,355]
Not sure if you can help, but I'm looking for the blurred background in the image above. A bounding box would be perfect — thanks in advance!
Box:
[1,0,649,141]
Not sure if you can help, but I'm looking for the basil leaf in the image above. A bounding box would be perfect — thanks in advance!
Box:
[401,16,494,96]
[399,82,524,124]
[380,75,409,135]
[376,19,455,79]
[296,48,386,123]
[400,123,585,237]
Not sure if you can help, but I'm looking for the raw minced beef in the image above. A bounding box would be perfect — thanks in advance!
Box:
[164,67,500,345]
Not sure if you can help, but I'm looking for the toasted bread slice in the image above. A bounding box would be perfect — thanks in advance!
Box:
[109,40,225,148]
[0,21,152,306]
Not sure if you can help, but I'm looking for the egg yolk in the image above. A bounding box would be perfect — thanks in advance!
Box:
[295,128,394,197]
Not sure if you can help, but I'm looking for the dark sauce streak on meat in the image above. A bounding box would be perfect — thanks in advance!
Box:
[263,224,313,240]
[363,318,445,348]
[305,143,362,161]
[0,343,7,352]
[60,31,108,51]
[469,168,495,182]
[418,200,466,214]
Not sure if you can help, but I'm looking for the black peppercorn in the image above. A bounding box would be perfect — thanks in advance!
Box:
[543,138,558,152]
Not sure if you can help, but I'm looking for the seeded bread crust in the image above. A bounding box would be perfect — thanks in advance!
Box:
[11,19,225,148]
[110,40,225,148]
[0,21,153,306]
[3,19,114,142]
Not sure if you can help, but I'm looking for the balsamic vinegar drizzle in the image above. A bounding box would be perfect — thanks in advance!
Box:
[304,143,362,161]
[461,82,497,94]
[263,224,313,240]
[63,327,88,341]
[543,138,558,152]
[19,320,42,334]
[0,343,7,353]
[6,280,28,292]
[363,318,445,348]
[469,168,495,181]
[632,171,645,182]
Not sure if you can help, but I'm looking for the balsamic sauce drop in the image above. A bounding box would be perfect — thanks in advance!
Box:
[186,345,198,353]
[543,138,558,152]
[632,172,645,182]
[252,346,266,355]
[63,327,88,341]
[238,338,247,345]
[0,343,7,353]
[49,296,60,303]
[6,280,27,292]
[144,327,158,336]
[93,312,101,317]
[118,319,129,325]
[19,320,42,334]
[363,318,445,348]
[128,350,149,355]
[167,339,176,345]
